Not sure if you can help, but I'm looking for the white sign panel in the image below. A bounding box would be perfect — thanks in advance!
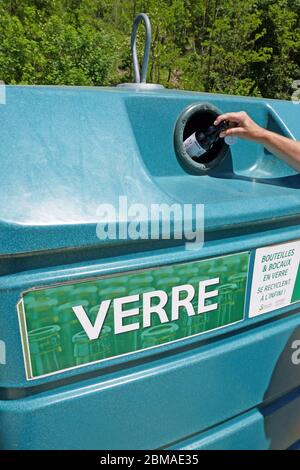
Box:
[249,240,300,317]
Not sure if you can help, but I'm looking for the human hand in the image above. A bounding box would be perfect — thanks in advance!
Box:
[214,111,265,142]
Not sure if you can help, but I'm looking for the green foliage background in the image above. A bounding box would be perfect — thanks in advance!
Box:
[0,0,299,98]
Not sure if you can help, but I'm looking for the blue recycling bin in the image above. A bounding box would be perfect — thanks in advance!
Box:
[0,84,300,450]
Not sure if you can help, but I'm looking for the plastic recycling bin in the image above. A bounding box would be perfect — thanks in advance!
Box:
[0,85,299,450]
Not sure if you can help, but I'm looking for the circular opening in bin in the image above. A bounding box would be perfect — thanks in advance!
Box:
[174,102,229,175]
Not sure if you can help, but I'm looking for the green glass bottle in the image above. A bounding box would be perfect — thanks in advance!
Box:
[128,275,154,291]
[49,284,76,303]
[187,276,210,336]
[123,286,157,353]
[99,276,127,290]
[141,323,179,348]
[57,299,90,367]
[208,260,229,284]
[97,286,127,356]
[153,267,176,284]
[217,283,238,325]
[28,325,61,377]
[155,276,180,327]
[155,276,181,293]
[98,286,127,328]
[24,297,59,331]
[73,284,99,307]
[111,284,144,356]
[228,273,248,308]
[73,325,112,365]
[175,264,199,284]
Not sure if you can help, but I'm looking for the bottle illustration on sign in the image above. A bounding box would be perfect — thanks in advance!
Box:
[25,297,59,331]
[73,326,111,365]
[141,323,179,348]
[183,121,231,159]
[217,283,237,325]
[189,276,211,335]
[126,285,155,351]
[228,272,248,307]
[155,275,181,325]
[57,299,90,367]
[208,259,229,284]
[92,286,127,354]
[28,325,61,377]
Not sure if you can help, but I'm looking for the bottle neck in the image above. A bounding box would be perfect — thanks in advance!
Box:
[205,121,230,143]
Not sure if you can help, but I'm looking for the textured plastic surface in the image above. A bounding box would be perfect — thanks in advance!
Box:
[0,85,300,449]
[0,86,299,255]
[2,310,300,449]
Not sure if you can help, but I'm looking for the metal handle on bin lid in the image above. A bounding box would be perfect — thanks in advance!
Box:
[117,13,163,90]
[131,13,151,84]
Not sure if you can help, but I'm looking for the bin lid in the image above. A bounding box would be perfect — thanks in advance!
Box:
[0,85,299,255]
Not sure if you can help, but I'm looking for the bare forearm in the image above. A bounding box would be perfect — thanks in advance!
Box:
[259,129,300,172]
[215,112,300,173]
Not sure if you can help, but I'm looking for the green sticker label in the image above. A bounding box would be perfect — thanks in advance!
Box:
[292,264,300,304]
[18,252,250,380]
